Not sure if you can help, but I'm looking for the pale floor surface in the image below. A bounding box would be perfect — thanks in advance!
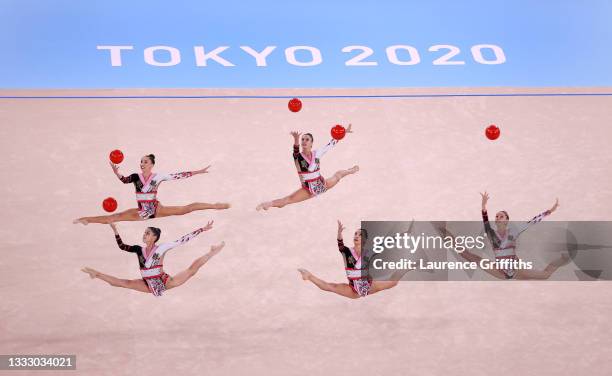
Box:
[1,88,611,375]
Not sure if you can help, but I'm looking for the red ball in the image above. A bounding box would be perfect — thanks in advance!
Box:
[288,98,302,112]
[331,124,346,140]
[102,197,118,213]
[485,125,500,140]
[109,149,124,164]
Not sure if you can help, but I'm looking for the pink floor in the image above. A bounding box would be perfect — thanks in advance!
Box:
[1,88,611,375]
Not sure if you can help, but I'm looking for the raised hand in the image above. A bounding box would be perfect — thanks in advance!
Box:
[337,220,345,239]
[480,191,490,210]
[202,220,214,232]
[346,123,353,134]
[291,131,302,143]
[109,161,120,175]
[196,165,211,174]
[550,198,559,213]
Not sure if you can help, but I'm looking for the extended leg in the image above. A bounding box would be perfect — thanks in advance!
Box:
[369,267,413,294]
[256,188,311,211]
[324,165,359,190]
[297,269,359,299]
[166,242,225,289]
[436,225,507,280]
[73,208,141,225]
[156,202,230,218]
[369,280,399,294]
[516,254,570,280]
[81,267,149,293]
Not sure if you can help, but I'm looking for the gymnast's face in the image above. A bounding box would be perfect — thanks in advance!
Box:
[495,211,509,226]
[301,134,313,150]
[140,156,154,172]
[353,230,362,245]
[143,228,157,244]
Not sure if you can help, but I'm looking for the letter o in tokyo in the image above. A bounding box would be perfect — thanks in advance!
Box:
[144,46,181,66]
[285,46,322,66]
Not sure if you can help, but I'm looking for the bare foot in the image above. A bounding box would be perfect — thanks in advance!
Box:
[73,218,89,225]
[256,202,272,211]
[214,203,231,210]
[297,268,312,281]
[81,267,98,279]
[209,241,225,256]
[348,165,360,174]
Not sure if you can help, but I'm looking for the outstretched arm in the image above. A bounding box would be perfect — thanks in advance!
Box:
[336,220,353,254]
[191,165,211,175]
[163,165,211,181]
[480,191,489,212]
[336,221,354,269]
[110,162,122,179]
[172,220,214,247]
[315,124,353,159]
[291,131,301,160]
[516,198,559,236]
[315,139,339,159]
[156,221,214,256]
[337,220,345,241]
[480,191,500,248]
[480,191,492,230]
[110,223,138,253]
[111,162,136,184]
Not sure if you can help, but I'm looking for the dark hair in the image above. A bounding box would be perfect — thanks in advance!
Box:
[358,228,369,240]
[146,154,156,164]
[500,211,509,220]
[148,227,161,242]
[304,133,314,143]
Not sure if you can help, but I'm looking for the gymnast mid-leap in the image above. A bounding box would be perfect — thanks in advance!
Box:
[81,221,223,296]
[74,154,229,225]
[298,220,410,299]
[256,126,359,211]
[437,192,568,280]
